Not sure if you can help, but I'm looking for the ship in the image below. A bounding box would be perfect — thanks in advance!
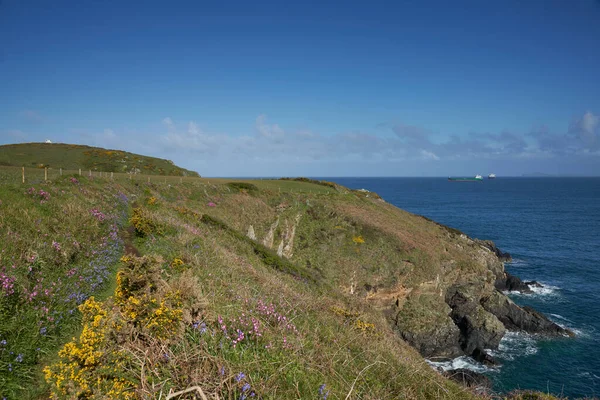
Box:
[448,174,483,182]
[488,173,496,179]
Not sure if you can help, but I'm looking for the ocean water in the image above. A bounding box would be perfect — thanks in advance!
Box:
[325,177,600,398]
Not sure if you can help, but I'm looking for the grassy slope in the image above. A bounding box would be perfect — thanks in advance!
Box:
[0,174,562,399]
[0,143,199,176]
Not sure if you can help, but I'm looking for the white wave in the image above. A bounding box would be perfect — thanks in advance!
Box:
[426,356,497,374]
[506,282,561,299]
[528,283,560,295]
[494,331,539,361]
[548,317,586,337]
[506,259,529,267]
[550,313,573,323]
[576,372,600,380]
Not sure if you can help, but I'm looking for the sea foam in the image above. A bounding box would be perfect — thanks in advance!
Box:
[426,356,496,373]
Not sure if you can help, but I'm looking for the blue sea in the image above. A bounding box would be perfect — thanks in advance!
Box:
[325,177,600,398]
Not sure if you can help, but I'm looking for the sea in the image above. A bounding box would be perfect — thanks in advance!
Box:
[324,177,600,398]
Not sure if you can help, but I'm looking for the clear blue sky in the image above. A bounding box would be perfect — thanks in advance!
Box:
[1,0,599,176]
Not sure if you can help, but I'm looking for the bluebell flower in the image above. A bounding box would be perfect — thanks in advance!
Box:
[319,384,329,400]
[16,354,23,362]
[235,372,246,382]
[242,383,251,392]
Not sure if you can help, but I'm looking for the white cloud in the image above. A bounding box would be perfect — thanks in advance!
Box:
[421,150,440,160]
[52,111,600,176]
[581,111,599,134]
[255,114,284,139]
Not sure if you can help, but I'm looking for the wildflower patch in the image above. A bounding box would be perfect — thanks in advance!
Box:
[129,207,160,237]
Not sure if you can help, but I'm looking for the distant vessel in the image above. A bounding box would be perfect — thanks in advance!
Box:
[488,173,496,179]
[448,175,483,182]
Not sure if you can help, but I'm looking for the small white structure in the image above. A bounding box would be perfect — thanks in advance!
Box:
[45,139,52,144]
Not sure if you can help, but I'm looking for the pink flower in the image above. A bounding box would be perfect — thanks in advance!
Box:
[207,202,216,207]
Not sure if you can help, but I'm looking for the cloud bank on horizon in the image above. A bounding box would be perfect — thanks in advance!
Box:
[4,111,599,177]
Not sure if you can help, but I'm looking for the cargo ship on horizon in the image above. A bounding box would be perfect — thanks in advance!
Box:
[448,174,483,182]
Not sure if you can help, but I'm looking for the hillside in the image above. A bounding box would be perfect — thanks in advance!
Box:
[0,143,199,176]
[0,172,567,399]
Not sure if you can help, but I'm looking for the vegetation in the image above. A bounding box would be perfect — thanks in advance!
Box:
[0,145,567,399]
[0,143,199,176]
[226,181,259,193]
[279,176,338,189]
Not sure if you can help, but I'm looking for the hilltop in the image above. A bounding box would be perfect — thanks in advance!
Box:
[0,168,567,398]
[0,143,199,176]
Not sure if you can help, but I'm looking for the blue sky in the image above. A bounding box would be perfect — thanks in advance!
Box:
[1,0,599,176]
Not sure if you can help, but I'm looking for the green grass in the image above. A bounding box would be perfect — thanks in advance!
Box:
[0,142,199,176]
[0,164,558,399]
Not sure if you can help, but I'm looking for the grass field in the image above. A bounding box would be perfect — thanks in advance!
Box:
[0,143,199,177]
[0,147,561,399]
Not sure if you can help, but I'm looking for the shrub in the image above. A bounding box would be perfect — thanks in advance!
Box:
[226,182,258,193]
[279,177,337,189]
[43,297,137,399]
[129,207,160,237]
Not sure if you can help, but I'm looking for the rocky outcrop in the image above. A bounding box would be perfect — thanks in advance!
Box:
[262,218,279,248]
[443,369,492,391]
[446,285,505,359]
[494,272,532,293]
[397,322,464,359]
[392,238,572,362]
[247,225,256,240]
[475,239,512,262]
[481,290,574,336]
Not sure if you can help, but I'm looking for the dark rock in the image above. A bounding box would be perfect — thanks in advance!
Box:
[476,239,512,262]
[481,290,574,336]
[524,280,543,288]
[446,285,506,356]
[397,324,464,359]
[495,272,532,293]
[471,348,496,366]
[443,369,492,390]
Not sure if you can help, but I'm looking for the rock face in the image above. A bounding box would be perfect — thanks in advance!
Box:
[475,239,512,262]
[495,272,532,293]
[392,238,572,363]
[481,290,573,336]
[443,369,492,391]
[446,285,506,359]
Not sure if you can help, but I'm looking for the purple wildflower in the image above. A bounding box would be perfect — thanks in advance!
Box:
[235,372,246,382]
[319,384,329,400]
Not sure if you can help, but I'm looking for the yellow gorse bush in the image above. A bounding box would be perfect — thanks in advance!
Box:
[354,319,376,335]
[129,207,160,237]
[116,255,184,340]
[43,297,136,399]
[44,255,185,399]
[352,235,365,244]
